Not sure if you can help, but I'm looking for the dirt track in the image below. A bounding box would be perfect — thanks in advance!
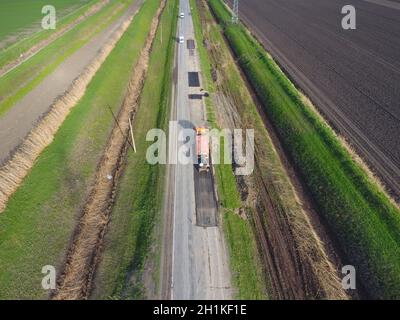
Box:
[226,0,400,202]
[52,0,165,300]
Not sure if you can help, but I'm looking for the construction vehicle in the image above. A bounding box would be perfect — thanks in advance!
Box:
[195,127,210,172]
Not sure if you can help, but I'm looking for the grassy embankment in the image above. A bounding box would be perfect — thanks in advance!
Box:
[0,0,160,299]
[0,0,131,117]
[91,0,178,300]
[190,0,267,299]
[209,0,400,299]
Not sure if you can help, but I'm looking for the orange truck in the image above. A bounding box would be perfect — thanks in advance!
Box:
[195,127,210,172]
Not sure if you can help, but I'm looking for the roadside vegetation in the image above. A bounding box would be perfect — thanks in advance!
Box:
[0,0,130,117]
[91,0,177,299]
[0,0,157,299]
[209,0,400,299]
[190,0,267,299]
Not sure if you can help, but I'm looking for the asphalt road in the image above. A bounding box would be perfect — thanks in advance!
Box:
[194,168,218,227]
[226,0,400,200]
[168,0,232,299]
[0,0,143,163]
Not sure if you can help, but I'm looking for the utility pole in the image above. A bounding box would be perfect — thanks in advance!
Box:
[232,0,239,24]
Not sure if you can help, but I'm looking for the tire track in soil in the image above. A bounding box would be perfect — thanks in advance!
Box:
[51,0,166,300]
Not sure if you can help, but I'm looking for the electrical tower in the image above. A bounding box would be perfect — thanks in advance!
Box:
[232,0,239,24]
